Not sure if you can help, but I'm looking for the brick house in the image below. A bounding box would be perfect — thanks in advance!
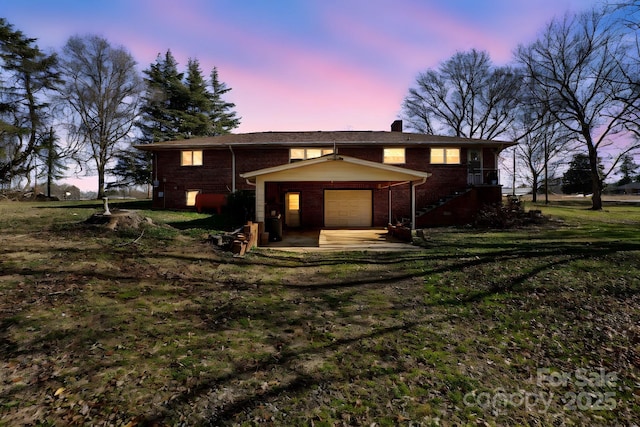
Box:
[135,121,515,229]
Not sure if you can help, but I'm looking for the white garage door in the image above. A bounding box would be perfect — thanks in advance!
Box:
[324,190,372,227]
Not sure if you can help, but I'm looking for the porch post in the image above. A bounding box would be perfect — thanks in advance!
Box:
[388,187,392,225]
[255,177,265,222]
[410,181,415,230]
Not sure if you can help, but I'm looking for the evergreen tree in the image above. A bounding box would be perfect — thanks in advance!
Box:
[119,54,240,190]
[37,127,67,197]
[562,154,604,195]
[109,144,152,193]
[136,53,240,141]
[0,18,60,185]
[136,50,188,143]
[617,154,639,186]
[209,66,240,135]
[184,58,213,136]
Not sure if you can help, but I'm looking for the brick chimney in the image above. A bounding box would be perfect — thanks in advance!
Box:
[391,120,403,132]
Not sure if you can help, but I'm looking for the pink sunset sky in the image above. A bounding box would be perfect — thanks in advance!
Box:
[3,0,604,190]
[5,0,603,133]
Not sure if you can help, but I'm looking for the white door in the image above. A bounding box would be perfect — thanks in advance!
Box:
[324,190,372,227]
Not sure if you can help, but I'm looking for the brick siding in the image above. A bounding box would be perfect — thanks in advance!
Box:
[151,145,503,227]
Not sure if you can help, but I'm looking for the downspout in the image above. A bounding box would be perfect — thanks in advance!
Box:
[228,145,236,193]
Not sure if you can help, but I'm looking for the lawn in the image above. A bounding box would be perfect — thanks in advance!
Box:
[0,198,638,426]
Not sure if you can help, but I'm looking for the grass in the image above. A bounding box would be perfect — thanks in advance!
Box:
[0,197,639,425]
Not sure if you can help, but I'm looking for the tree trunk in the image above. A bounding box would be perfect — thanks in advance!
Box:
[531,175,538,203]
[587,144,602,210]
[97,165,105,199]
[544,151,549,205]
[591,178,603,210]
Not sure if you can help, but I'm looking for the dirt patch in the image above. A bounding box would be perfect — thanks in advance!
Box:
[83,209,154,231]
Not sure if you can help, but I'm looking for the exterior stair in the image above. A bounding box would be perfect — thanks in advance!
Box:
[398,188,474,226]
[416,188,473,218]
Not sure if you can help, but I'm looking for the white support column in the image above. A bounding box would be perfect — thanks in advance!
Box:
[410,181,415,230]
[388,187,392,224]
[255,177,265,222]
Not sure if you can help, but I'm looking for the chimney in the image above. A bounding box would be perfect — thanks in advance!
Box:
[391,120,403,132]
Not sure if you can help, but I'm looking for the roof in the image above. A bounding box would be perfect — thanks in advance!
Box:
[135,131,516,151]
[240,153,431,182]
[617,182,640,190]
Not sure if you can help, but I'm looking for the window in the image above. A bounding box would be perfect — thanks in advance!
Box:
[181,150,203,166]
[185,190,200,206]
[287,193,300,210]
[383,148,405,164]
[290,147,334,162]
[430,148,460,164]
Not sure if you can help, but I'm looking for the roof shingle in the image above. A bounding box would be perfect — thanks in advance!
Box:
[135,131,515,151]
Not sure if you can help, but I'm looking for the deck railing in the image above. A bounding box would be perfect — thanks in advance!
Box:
[468,168,500,186]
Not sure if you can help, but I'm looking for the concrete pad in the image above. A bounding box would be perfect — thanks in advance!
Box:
[264,228,419,252]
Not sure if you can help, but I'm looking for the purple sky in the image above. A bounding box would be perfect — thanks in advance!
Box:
[5,0,602,135]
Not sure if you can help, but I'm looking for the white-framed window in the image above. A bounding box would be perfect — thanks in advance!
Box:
[186,190,200,207]
[383,148,405,164]
[181,150,203,166]
[430,148,460,164]
[290,147,334,162]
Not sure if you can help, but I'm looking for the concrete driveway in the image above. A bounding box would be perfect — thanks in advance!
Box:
[264,228,420,252]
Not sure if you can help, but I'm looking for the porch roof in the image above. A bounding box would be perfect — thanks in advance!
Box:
[239,154,431,183]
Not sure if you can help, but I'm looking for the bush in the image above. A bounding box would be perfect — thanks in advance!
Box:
[474,197,544,229]
[225,190,255,226]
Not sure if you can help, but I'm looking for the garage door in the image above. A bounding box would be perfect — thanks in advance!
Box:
[324,190,372,227]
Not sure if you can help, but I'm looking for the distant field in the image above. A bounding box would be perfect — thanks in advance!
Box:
[0,199,638,426]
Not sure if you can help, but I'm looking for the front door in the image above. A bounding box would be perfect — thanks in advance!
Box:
[285,192,301,227]
[468,149,483,185]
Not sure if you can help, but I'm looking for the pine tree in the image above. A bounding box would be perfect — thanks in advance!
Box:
[0,18,60,185]
[136,50,189,143]
[109,145,152,193]
[136,54,240,141]
[562,154,604,195]
[38,127,68,197]
[184,58,213,137]
[118,55,240,190]
[617,154,639,186]
[209,67,240,135]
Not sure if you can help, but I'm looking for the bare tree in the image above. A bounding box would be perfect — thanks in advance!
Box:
[58,35,142,198]
[513,104,573,203]
[516,9,640,210]
[402,49,523,140]
[613,1,640,144]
